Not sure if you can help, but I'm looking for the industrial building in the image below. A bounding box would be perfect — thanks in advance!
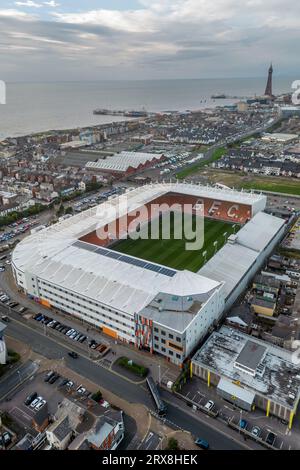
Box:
[191,326,300,428]
[11,183,285,366]
[85,151,164,177]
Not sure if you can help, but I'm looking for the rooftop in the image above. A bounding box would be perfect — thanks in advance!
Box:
[192,326,300,410]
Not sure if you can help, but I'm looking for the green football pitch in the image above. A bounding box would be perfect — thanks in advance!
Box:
[112,215,239,273]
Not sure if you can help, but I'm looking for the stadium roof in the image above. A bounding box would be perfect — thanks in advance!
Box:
[12,183,267,316]
[199,212,285,300]
[85,151,163,173]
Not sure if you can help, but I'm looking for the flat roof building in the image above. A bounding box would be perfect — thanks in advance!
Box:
[192,326,300,426]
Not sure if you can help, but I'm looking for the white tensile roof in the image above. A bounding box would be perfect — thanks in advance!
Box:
[12,182,266,316]
[85,151,163,172]
[199,212,285,300]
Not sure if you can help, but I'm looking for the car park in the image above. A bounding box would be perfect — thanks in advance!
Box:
[195,438,209,450]
[24,392,38,406]
[204,400,215,412]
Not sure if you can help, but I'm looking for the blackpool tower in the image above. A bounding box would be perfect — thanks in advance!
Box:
[264,63,273,97]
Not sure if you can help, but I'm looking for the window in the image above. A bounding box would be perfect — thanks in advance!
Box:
[161,347,166,352]
[161,338,166,344]
[169,350,173,356]
[176,353,181,359]
[176,337,181,343]
[169,333,173,339]
[154,327,158,333]
[161,330,166,336]
[154,335,159,341]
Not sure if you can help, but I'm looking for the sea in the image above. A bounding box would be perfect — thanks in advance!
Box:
[0,77,295,140]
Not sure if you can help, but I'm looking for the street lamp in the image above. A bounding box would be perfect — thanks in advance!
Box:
[17,370,21,384]
[202,250,207,264]
[158,364,161,385]
[213,240,218,254]
[223,231,228,243]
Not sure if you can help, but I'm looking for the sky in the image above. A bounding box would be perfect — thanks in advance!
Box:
[0,0,299,81]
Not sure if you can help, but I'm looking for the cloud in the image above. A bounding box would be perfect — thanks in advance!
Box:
[43,1,60,7]
[0,8,37,19]
[15,1,42,7]
[1,0,300,81]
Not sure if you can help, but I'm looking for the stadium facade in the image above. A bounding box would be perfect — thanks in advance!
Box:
[12,183,286,366]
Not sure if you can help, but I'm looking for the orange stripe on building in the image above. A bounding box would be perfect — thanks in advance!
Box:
[41,298,51,308]
[102,326,118,339]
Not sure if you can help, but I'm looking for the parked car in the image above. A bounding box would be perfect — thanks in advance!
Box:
[266,432,276,446]
[24,391,38,406]
[74,333,81,341]
[1,315,10,323]
[30,396,42,408]
[49,373,60,384]
[2,431,12,447]
[195,438,209,450]
[66,329,75,337]
[68,351,78,359]
[44,370,55,382]
[239,419,248,430]
[35,399,46,411]
[59,378,69,387]
[18,307,27,314]
[77,386,86,394]
[66,380,74,388]
[251,426,261,438]
[79,335,86,343]
[204,400,215,412]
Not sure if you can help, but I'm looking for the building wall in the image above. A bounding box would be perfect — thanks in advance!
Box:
[12,264,136,344]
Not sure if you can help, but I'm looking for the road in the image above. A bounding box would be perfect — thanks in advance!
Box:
[0,359,39,400]
[2,314,253,450]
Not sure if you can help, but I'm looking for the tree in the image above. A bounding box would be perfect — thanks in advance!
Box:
[56,204,65,217]
[65,206,74,215]
[167,437,179,450]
